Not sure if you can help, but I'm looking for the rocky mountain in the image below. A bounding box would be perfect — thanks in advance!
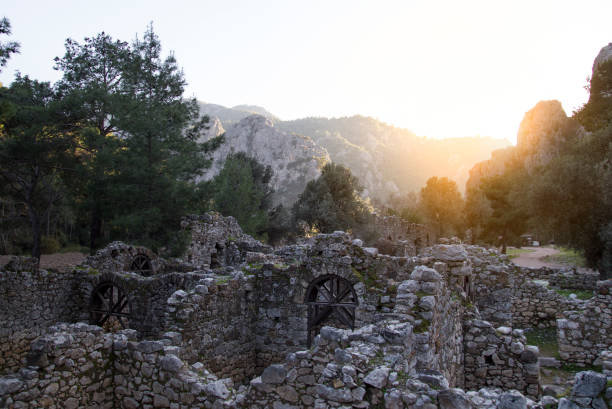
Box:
[199,102,278,127]
[197,115,329,205]
[198,103,510,205]
[467,100,580,191]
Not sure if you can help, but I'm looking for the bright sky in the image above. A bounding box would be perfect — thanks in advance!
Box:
[2,0,611,144]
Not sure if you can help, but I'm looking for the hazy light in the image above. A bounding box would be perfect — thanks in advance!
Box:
[1,0,610,144]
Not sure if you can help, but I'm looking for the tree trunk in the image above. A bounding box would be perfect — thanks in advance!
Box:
[27,204,42,263]
[90,205,102,255]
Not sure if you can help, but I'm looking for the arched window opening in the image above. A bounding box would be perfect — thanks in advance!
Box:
[305,275,358,347]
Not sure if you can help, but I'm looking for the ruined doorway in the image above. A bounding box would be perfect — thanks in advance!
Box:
[89,282,131,331]
[305,275,358,346]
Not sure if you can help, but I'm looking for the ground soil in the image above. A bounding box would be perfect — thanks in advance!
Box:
[0,252,87,272]
[511,246,563,269]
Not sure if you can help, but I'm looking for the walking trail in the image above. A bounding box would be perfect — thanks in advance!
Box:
[510,246,563,269]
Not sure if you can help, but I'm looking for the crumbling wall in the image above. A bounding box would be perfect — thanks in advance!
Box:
[181,213,270,269]
[0,269,86,375]
[0,323,248,409]
[393,265,466,387]
[82,241,162,275]
[465,246,514,326]
[253,232,417,371]
[463,319,540,397]
[0,323,114,408]
[511,279,577,329]
[557,280,612,365]
[548,269,600,291]
[164,273,258,384]
[82,271,205,337]
[373,215,435,256]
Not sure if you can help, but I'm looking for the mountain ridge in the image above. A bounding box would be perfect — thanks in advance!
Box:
[198,102,511,204]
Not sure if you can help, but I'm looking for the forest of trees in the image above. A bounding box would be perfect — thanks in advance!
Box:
[2,17,611,280]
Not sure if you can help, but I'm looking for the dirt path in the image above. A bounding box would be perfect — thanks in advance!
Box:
[0,252,87,272]
[511,246,563,269]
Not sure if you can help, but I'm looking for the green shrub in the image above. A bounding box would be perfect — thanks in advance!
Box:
[41,236,61,254]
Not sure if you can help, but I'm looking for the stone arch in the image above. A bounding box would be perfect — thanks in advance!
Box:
[89,281,131,331]
[305,274,358,346]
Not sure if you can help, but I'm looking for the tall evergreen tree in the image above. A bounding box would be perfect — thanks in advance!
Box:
[54,32,131,252]
[210,152,273,240]
[110,24,213,252]
[0,17,20,72]
[0,75,75,259]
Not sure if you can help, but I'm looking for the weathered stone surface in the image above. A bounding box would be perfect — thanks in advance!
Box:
[261,365,287,384]
[438,388,473,409]
[497,391,527,409]
[571,371,607,397]
[364,366,390,389]
[160,354,183,372]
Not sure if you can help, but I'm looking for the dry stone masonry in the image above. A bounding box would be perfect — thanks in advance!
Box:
[1,212,611,408]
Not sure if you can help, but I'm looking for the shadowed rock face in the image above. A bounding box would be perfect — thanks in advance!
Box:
[593,43,612,75]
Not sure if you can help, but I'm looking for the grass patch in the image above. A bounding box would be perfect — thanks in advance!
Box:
[554,289,594,300]
[524,328,559,358]
[543,246,587,268]
[507,247,535,259]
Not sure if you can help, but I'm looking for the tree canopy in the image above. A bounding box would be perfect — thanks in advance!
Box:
[419,176,464,238]
[292,163,372,234]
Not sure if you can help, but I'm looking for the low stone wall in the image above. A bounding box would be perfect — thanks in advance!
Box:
[511,279,576,329]
[0,323,114,408]
[164,272,258,384]
[557,280,612,365]
[0,323,247,409]
[0,270,85,375]
[463,319,540,397]
[549,269,600,291]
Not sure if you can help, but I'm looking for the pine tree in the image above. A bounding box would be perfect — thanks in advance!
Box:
[0,76,75,259]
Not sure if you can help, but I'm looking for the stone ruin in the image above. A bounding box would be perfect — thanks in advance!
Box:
[0,212,611,408]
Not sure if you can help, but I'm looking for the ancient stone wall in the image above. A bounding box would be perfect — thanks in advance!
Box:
[82,241,162,275]
[373,215,436,256]
[81,271,204,337]
[548,269,600,291]
[0,323,248,409]
[181,213,270,269]
[463,319,540,397]
[463,246,513,326]
[0,323,114,408]
[557,280,612,365]
[0,270,85,375]
[253,232,418,371]
[511,279,577,329]
[164,273,258,384]
[394,265,466,387]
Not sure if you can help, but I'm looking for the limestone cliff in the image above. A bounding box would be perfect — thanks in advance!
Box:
[196,115,330,205]
[199,103,510,204]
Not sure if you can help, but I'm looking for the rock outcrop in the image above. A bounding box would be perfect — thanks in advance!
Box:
[196,115,330,205]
